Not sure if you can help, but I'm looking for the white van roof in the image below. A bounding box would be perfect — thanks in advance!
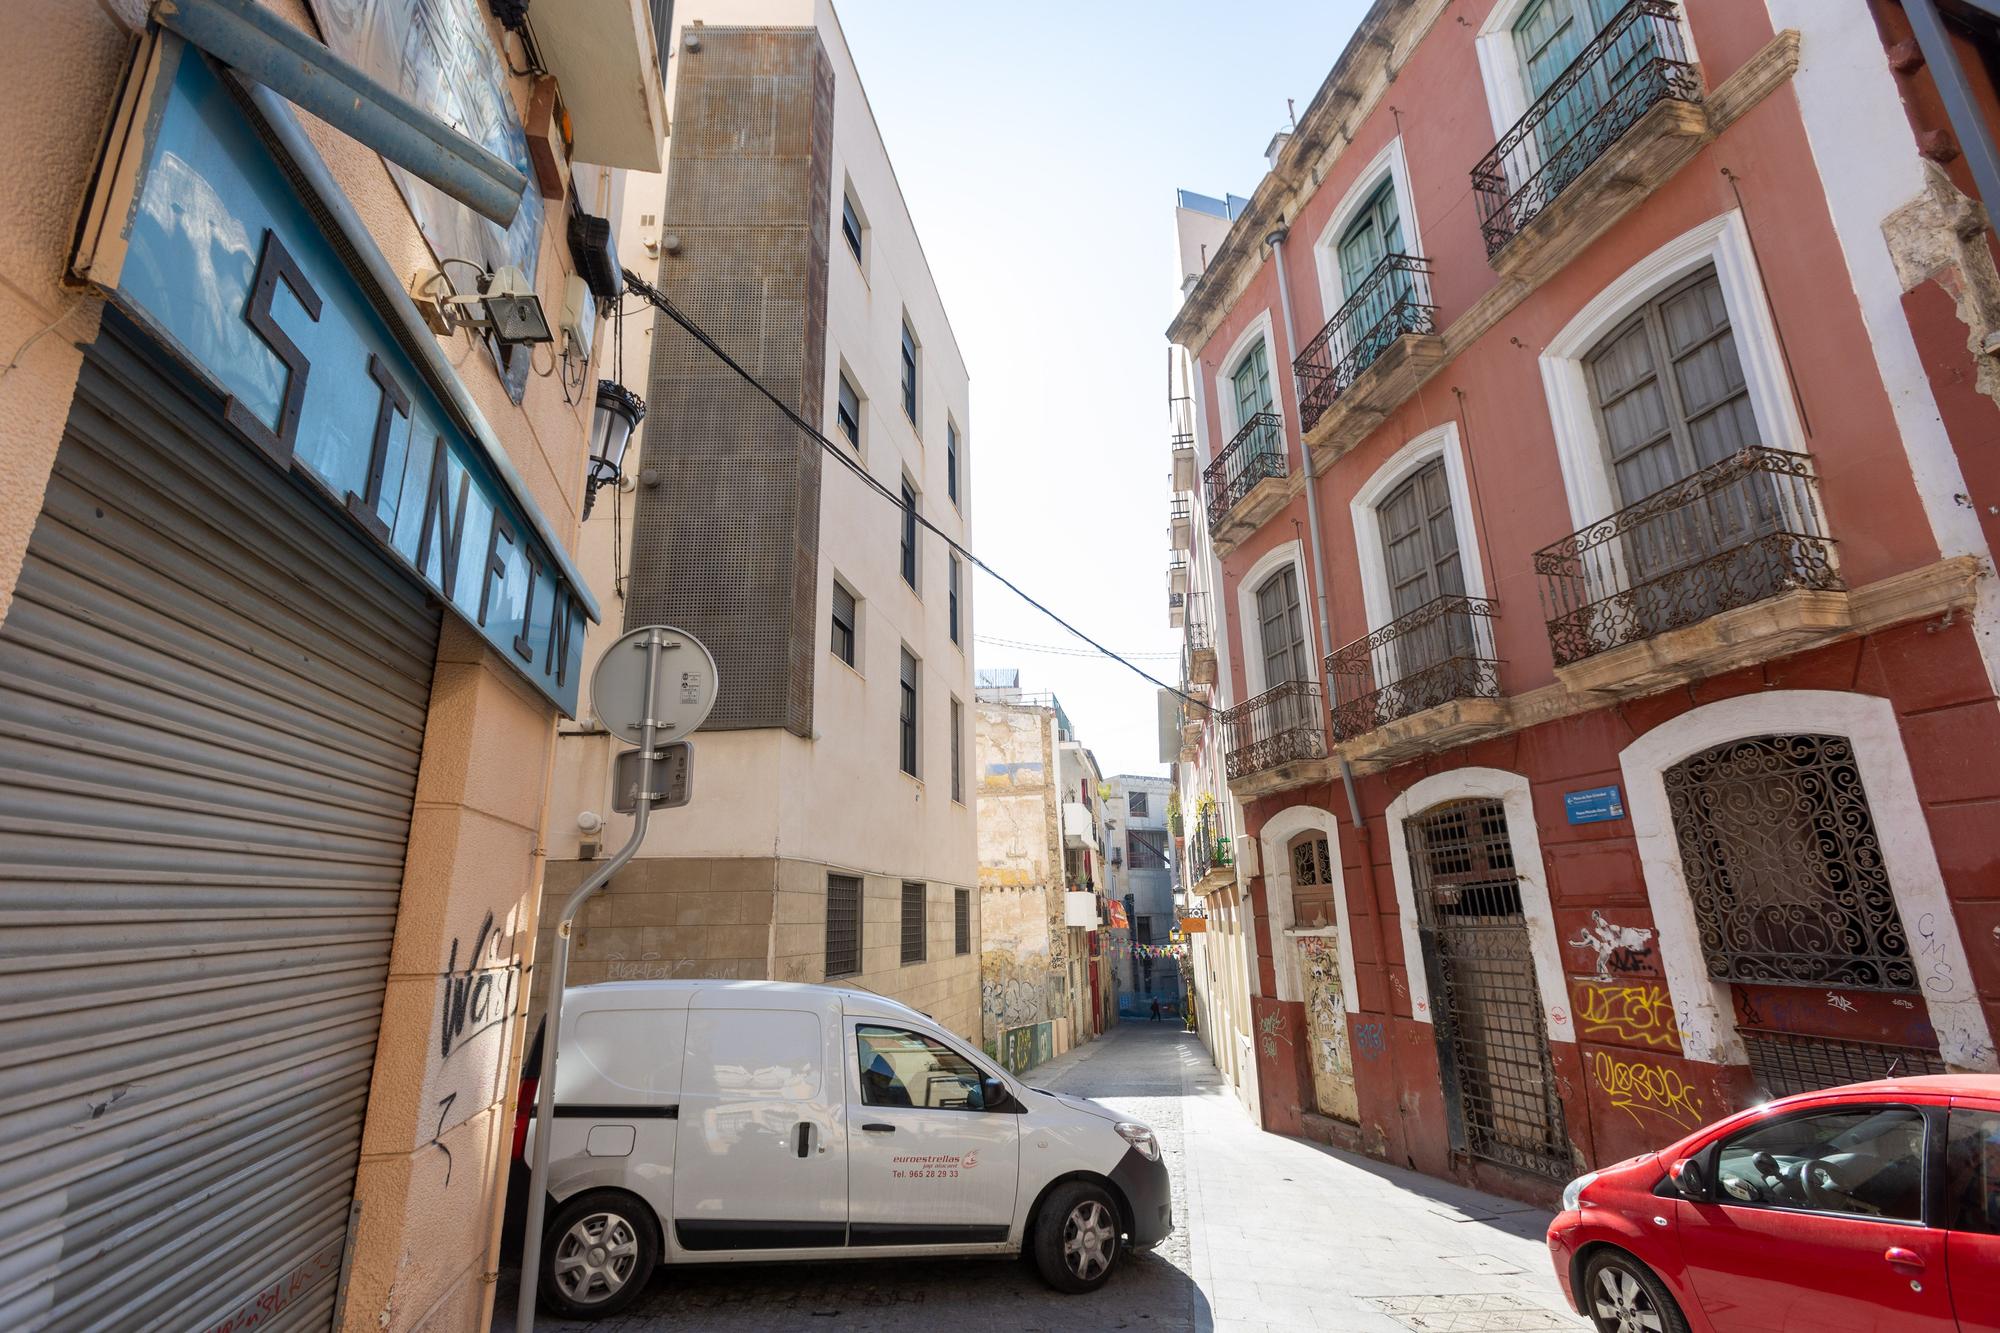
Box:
[563,978,936,1026]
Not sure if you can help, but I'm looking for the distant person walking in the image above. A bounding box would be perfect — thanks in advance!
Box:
[1149,998,1162,1022]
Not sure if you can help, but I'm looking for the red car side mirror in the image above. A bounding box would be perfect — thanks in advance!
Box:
[1670,1156,1709,1201]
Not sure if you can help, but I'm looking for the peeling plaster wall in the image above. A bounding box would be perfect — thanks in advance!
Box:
[975,702,1072,1063]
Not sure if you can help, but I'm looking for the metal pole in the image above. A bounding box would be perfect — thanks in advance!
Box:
[515,629,669,1331]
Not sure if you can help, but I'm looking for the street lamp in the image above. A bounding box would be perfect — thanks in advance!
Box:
[583,379,645,518]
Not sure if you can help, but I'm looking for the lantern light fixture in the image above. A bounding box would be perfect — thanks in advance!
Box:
[583,379,646,518]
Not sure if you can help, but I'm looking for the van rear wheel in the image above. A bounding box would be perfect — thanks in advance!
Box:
[539,1189,659,1320]
[1032,1180,1122,1293]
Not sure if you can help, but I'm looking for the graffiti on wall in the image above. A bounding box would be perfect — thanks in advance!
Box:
[1575,981,1682,1050]
[1587,1050,1706,1130]
[1568,911,1656,982]
[1297,937,1357,1121]
[431,910,520,1187]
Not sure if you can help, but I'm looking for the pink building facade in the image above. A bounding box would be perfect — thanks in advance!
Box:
[1168,0,2000,1203]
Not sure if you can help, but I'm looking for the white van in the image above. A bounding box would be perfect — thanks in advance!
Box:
[512,980,1172,1319]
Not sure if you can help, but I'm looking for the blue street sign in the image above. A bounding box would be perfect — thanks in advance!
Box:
[1565,785,1626,824]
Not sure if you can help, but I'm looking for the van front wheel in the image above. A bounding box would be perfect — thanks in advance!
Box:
[539,1189,659,1319]
[1032,1180,1121,1293]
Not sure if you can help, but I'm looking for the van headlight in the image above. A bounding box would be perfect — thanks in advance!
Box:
[1561,1171,1600,1212]
[1115,1121,1160,1162]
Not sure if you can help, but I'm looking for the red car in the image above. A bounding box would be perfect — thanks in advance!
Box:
[1548,1074,2000,1333]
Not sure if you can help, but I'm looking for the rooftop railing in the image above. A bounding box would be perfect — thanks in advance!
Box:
[1472,0,1701,258]
[1327,595,1501,740]
[1294,254,1436,431]
[1203,411,1286,528]
[1534,447,1840,666]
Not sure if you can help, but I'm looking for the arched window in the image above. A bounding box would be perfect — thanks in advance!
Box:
[1230,339,1273,426]
[1288,831,1335,931]
[1255,566,1309,689]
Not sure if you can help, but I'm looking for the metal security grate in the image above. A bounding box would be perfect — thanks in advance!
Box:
[901,881,927,965]
[826,874,861,977]
[954,888,970,956]
[1666,734,1915,992]
[1742,1029,1945,1099]
[1410,800,1572,1180]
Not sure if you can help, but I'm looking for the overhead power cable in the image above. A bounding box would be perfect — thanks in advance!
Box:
[620,269,1206,712]
[976,634,1178,661]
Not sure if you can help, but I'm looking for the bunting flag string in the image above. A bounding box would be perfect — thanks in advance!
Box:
[1119,942,1187,961]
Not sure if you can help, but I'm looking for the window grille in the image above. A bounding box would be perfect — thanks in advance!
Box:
[901,881,926,965]
[831,582,856,666]
[1741,1029,1944,1100]
[954,887,970,955]
[1291,833,1336,931]
[1408,799,1571,1180]
[898,649,919,776]
[1665,734,1915,992]
[949,697,964,803]
[826,874,861,977]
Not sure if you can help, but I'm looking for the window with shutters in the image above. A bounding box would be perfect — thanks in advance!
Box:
[831,580,857,667]
[836,372,862,449]
[949,696,964,804]
[826,874,862,977]
[900,479,919,590]
[947,418,961,506]
[954,887,971,955]
[1255,566,1310,689]
[900,318,920,425]
[1230,338,1274,426]
[901,881,926,964]
[899,648,919,777]
[948,554,962,644]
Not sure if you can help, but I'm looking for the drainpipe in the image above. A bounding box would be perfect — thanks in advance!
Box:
[1270,224,1406,1149]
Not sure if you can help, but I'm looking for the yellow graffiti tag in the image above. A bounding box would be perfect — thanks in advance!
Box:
[1577,982,1682,1049]
[1587,1051,1706,1130]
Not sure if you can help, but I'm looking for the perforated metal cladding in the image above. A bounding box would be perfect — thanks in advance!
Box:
[628,27,833,735]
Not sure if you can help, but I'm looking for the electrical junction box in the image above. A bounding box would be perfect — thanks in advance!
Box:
[561,275,594,362]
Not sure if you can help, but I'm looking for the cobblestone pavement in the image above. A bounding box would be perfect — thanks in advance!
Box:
[495,1024,1589,1333]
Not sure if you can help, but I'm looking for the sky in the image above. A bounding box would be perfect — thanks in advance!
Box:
[835,1,1370,779]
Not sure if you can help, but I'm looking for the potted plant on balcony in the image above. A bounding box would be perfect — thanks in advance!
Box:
[1167,790,1183,839]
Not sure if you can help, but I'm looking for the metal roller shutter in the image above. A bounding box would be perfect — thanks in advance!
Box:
[0,323,440,1332]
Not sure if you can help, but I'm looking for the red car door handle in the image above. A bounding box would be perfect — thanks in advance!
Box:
[1883,1247,1924,1269]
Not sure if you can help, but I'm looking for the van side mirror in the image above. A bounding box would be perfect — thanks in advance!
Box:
[981,1076,1017,1113]
[1670,1156,1708,1201]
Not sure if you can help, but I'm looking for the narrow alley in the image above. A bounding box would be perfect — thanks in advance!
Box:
[496,1025,1586,1333]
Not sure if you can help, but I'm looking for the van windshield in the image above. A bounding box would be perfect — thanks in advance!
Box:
[857,1025,989,1111]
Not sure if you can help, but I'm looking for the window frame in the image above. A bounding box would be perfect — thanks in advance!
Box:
[949,695,964,804]
[900,318,921,428]
[900,880,927,965]
[1946,1105,2000,1235]
[898,647,920,778]
[841,188,865,266]
[830,578,858,669]
[836,370,863,450]
[947,553,962,645]
[1698,1102,1936,1228]
[946,417,961,507]
[954,887,971,955]
[1127,791,1150,819]
[855,1022,996,1113]
[1311,137,1425,322]
[900,478,920,591]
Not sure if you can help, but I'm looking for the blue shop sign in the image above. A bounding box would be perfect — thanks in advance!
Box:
[71,36,594,714]
[1564,785,1626,824]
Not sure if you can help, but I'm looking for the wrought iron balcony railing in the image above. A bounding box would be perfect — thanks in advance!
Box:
[1534,447,1840,667]
[1204,411,1286,528]
[1327,595,1500,741]
[1221,679,1327,780]
[1187,811,1233,884]
[1184,591,1213,652]
[1295,254,1436,432]
[1472,0,1701,258]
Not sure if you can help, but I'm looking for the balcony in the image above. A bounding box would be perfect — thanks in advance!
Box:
[1171,395,1198,493]
[1063,801,1098,850]
[1328,595,1511,766]
[1295,254,1445,459]
[1535,447,1847,696]
[1187,812,1236,895]
[1185,592,1217,684]
[1220,679,1331,799]
[1204,412,1290,552]
[1473,0,1707,281]
[1168,588,1186,628]
[1170,497,1192,552]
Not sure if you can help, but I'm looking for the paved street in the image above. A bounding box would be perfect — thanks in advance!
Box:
[496,1025,1587,1333]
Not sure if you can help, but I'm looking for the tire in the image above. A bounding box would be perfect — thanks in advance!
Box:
[1031,1180,1122,1293]
[538,1189,660,1320]
[1581,1249,1690,1333]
